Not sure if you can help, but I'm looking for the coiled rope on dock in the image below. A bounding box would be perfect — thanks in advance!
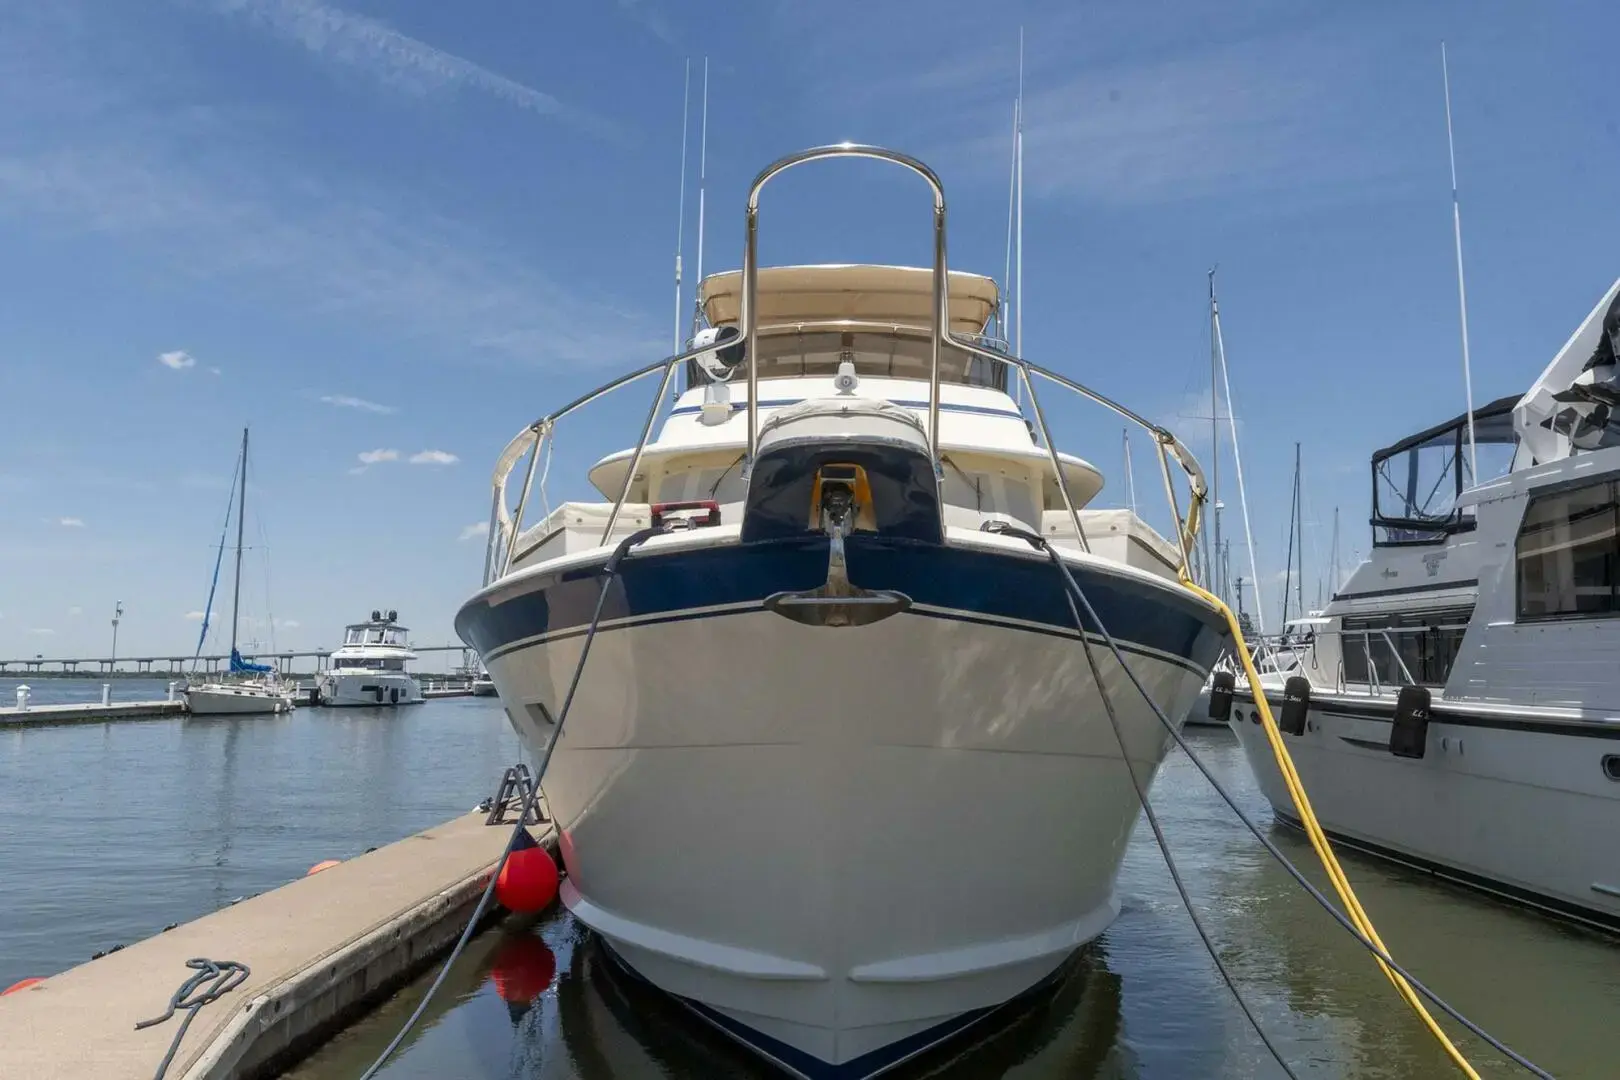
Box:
[135,957,250,1080]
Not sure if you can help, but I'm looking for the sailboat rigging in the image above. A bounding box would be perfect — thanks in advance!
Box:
[185,428,292,715]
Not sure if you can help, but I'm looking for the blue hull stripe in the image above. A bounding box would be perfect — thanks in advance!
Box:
[669,398,1027,422]
[457,537,1225,676]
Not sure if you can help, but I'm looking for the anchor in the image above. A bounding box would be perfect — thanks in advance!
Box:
[763,464,911,628]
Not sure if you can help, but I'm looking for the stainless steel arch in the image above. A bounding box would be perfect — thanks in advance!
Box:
[740,144,950,473]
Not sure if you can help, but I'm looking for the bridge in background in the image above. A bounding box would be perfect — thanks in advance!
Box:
[0,644,474,676]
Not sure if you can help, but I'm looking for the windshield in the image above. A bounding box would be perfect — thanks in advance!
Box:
[1371,395,1519,545]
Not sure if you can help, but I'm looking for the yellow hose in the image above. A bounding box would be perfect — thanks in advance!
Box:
[1181,579,1482,1079]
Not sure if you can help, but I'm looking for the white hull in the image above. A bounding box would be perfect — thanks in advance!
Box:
[469,544,1218,1075]
[1231,690,1620,931]
[315,671,423,707]
[185,683,294,715]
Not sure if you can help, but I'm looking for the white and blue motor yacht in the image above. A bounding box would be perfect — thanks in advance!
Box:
[315,610,424,707]
[457,145,1227,1078]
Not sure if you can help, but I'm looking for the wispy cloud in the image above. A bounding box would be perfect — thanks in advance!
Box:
[58,517,85,528]
[185,610,206,621]
[409,449,458,465]
[320,393,395,414]
[0,22,661,374]
[783,9,1404,209]
[615,0,680,48]
[28,627,55,636]
[212,0,628,142]
[458,521,489,541]
[346,447,400,475]
[158,349,196,370]
[67,606,82,616]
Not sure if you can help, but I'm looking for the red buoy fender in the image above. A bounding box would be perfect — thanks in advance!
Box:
[494,842,559,914]
[2,977,44,996]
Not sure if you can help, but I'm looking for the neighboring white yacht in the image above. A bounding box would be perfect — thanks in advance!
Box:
[1228,279,1620,934]
[314,610,424,707]
[456,145,1227,1078]
[185,427,296,717]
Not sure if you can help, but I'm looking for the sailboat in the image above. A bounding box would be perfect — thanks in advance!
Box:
[184,428,295,716]
[1187,273,1281,726]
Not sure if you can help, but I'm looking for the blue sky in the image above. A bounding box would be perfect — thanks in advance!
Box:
[0,0,1616,658]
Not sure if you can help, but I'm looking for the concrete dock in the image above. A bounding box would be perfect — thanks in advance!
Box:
[0,811,551,1080]
[0,698,187,729]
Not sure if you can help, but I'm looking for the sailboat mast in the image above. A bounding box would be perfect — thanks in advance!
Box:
[229,427,248,658]
[1295,449,1305,617]
[1208,268,1222,601]
[1281,442,1300,630]
[1210,274,1266,632]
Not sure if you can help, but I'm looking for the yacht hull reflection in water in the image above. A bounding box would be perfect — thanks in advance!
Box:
[458,145,1222,1077]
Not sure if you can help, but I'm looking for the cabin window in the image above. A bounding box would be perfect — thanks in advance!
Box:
[1515,479,1620,619]
[687,330,1009,392]
[1340,607,1472,687]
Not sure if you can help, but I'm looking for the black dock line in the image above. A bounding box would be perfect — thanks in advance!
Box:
[357,527,664,1080]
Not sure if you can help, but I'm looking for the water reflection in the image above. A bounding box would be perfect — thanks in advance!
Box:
[288,910,1138,1080]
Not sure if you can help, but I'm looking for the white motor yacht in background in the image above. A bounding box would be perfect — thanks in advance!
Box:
[314,610,424,707]
[1229,279,1620,933]
[185,427,296,716]
[457,145,1227,1078]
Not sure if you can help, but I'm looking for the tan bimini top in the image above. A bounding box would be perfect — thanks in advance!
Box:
[699,265,1000,338]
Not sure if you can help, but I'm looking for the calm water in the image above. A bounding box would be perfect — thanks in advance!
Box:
[3,693,1616,1079]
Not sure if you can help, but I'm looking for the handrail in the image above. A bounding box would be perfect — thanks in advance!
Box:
[482,335,1212,585]
[480,144,1212,585]
[487,339,750,578]
[948,333,1208,563]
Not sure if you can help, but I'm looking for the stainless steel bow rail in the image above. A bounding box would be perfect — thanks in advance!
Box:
[481,143,1209,586]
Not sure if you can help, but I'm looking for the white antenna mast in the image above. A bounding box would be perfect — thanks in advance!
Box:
[1003,96,1018,342]
[1014,26,1025,361]
[673,59,691,353]
[1442,41,1479,481]
[1122,428,1137,513]
[691,58,710,335]
[1211,274,1266,634]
